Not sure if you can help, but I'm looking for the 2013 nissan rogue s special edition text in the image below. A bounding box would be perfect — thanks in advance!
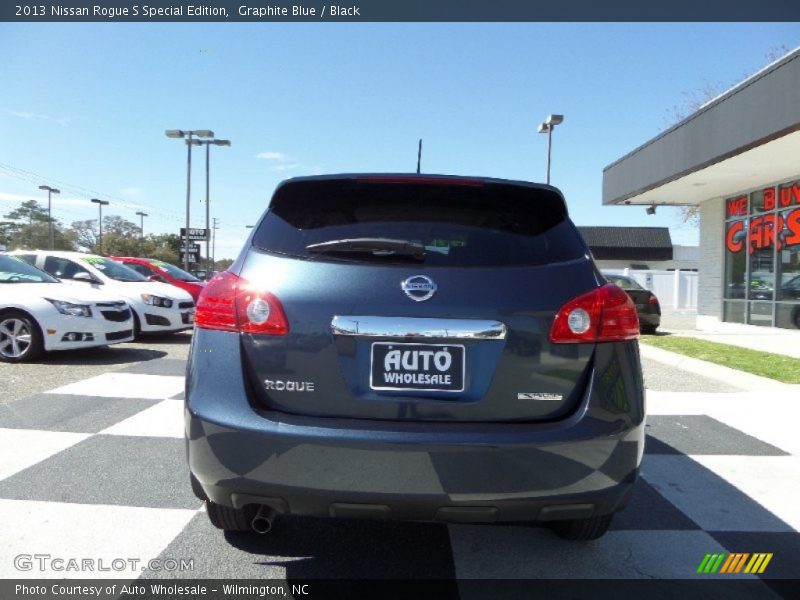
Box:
[186,174,645,541]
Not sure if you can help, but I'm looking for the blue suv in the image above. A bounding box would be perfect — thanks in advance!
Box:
[186,174,644,540]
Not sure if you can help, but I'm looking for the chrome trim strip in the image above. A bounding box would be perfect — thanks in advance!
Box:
[331,316,507,340]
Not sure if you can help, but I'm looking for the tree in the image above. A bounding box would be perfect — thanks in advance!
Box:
[214,258,234,271]
[7,222,76,251]
[71,215,143,255]
[71,219,99,251]
[4,200,49,225]
[0,221,17,247]
[103,215,140,237]
[2,200,75,250]
[148,233,182,264]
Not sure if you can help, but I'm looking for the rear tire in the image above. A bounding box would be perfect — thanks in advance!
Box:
[641,324,657,335]
[205,500,253,532]
[551,514,613,541]
[0,311,44,363]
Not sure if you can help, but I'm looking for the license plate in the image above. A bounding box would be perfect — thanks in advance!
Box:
[370,342,465,392]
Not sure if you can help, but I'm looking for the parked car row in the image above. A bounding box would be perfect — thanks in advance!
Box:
[0,250,199,362]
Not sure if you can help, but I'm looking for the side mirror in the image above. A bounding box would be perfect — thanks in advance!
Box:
[73,272,97,283]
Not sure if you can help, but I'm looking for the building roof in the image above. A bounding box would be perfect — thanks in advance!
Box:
[602,47,800,206]
[578,226,673,261]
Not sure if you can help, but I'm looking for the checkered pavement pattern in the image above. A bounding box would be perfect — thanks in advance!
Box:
[0,357,798,593]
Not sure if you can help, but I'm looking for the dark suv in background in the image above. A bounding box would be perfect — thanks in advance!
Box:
[186,174,645,541]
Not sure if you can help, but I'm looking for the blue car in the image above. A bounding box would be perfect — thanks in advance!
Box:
[186,174,645,541]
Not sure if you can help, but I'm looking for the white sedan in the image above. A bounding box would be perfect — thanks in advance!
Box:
[0,254,134,363]
[10,251,195,336]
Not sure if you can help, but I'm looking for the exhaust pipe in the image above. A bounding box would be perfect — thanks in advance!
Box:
[251,505,277,534]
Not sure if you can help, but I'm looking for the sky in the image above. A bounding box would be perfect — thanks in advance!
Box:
[1,22,799,260]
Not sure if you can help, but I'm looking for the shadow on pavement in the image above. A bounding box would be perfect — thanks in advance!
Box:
[33,346,168,365]
[134,331,194,345]
[224,516,456,579]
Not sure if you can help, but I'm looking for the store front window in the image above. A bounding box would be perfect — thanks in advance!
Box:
[723,178,800,329]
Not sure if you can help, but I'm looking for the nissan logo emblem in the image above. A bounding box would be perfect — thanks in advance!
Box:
[401,275,437,302]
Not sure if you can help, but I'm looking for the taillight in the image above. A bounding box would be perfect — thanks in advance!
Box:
[648,294,660,306]
[195,271,289,335]
[549,283,639,344]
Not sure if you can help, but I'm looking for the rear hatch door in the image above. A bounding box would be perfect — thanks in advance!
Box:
[239,176,600,422]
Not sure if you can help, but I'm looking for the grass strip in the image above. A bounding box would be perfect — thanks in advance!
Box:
[640,335,800,384]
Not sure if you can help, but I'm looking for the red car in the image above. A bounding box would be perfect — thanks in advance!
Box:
[111,257,205,302]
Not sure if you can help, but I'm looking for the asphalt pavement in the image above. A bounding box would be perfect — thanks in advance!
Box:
[0,334,797,594]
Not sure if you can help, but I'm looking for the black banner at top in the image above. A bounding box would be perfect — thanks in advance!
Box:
[3,0,800,22]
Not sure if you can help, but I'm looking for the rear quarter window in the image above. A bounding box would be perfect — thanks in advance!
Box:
[252,178,586,267]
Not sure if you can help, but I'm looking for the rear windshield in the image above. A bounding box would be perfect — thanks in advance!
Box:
[252,178,586,267]
[606,274,646,291]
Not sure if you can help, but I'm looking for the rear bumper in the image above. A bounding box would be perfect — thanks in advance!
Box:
[186,330,645,523]
[638,312,661,329]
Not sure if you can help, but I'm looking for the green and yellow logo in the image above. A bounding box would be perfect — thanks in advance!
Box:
[697,552,773,574]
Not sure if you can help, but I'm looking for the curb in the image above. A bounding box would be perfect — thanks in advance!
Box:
[639,343,797,392]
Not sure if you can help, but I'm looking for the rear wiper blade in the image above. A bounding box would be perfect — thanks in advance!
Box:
[305,238,426,260]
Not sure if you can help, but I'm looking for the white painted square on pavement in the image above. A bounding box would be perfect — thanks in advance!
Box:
[99,400,184,438]
[0,499,199,579]
[646,391,713,415]
[642,455,795,532]
[46,373,184,400]
[0,428,89,481]
[692,455,800,532]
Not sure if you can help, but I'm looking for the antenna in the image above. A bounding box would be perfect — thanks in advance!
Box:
[416,139,422,173]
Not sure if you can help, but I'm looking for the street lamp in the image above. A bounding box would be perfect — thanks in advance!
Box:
[195,138,231,272]
[90,198,109,254]
[38,185,60,249]
[537,114,564,185]
[136,211,148,252]
[165,129,214,270]
[212,217,219,271]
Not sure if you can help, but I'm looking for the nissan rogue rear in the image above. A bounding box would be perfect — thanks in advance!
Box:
[186,174,645,541]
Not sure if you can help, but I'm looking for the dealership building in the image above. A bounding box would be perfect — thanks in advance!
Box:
[603,47,800,331]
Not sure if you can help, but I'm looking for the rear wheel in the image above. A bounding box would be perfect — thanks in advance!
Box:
[641,324,657,335]
[205,500,253,532]
[0,311,44,363]
[551,514,613,541]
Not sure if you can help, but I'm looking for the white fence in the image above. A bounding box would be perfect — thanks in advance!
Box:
[610,269,699,310]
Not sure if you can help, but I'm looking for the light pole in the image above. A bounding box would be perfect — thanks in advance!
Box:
[90,198,109,254]
[211,217,220,272]
[136,211,148,253]
[165,129,214,271]
[537,114,564,185]
[196,138,231,272]
[38,185,60,249]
